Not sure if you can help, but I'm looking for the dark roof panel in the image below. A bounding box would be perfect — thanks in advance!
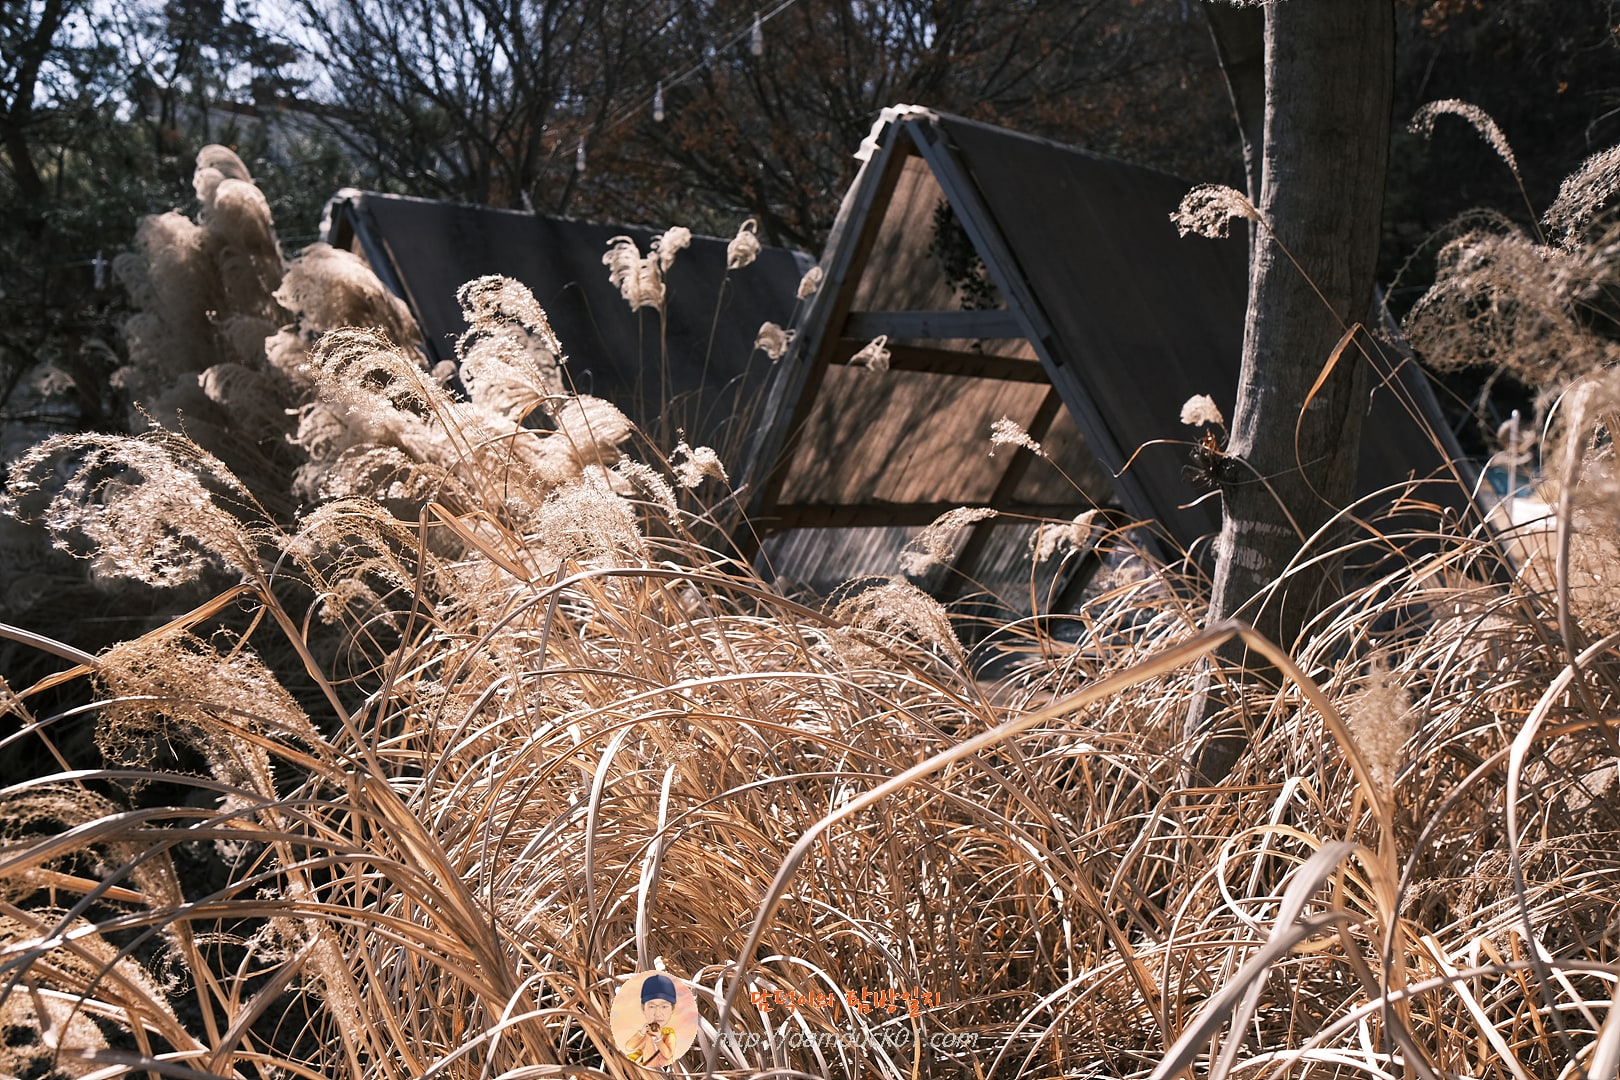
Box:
[328,192,809,452]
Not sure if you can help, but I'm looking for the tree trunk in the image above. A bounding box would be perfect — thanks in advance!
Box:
[1190,0,1393,781]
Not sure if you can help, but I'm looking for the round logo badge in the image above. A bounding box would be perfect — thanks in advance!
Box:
[610,971,699,1069]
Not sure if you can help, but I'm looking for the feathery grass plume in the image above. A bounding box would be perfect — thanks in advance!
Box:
[1543,144,1620,247]
[989,414,1044,456]
[291,494,424,585]
[797,265,823,300]
[553,394,634,470]
[1346,654,1416,801]
[1179,393,1225,428]
[727,217,761,269]
[272,242,420,373]
[1031,509,1099,563]
[899,506,997,576]
[830,576,962,662]
[196,361,288,433]
[113,146,287,424]
[656,225,692,271]
[1410,99,1520,178]
[613,457,679,520]
[308,444,465,505]
[3,429,268,587]
[101,145,434,534]
[301,327,456,445]
[755,320,792,359]
[1170,183,1262,238]
[602,234,665,312]
[455,276,566,419]
[97,626,316,802]
[850,333,890,371]
[1401,221,1620,387]
[534,466,648,568]
[671,437,728,488]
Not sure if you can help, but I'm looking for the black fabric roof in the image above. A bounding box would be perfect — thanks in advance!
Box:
[324,192,811,449]
[936,113,1466,539]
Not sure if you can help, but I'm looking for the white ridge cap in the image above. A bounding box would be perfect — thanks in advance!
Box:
[854,104,938,162]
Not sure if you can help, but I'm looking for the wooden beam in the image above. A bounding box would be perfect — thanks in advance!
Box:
[763,501,1091,532]
[735,120,916,561]
[843,309,1025,341]
[828,339,1047,382]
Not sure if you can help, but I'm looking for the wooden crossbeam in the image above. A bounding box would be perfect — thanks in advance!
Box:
[764,501,1090,531]
[843,309,1026,341]
[828,339,1047,382]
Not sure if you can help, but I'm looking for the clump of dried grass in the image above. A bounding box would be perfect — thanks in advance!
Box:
[14,340,1617,1080]
[7,115,1620,1080]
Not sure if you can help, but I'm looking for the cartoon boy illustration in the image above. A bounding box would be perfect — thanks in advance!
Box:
[623,973,679,1068]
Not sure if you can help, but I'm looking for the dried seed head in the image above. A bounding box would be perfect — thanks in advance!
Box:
[1170,184,1262,239]
[3,429,265,588]
[851,334,890,372]
[831,577,961,660]
[1348,655,1416,800]
[1180,394,1225,428]
[603,235,665,312]
[535,468,646,568]
[797,265,823,300]
[656,226,692,271]
[455,276,566,418]
[899,506,997,576]
[990,416,1044,457]
[1401,223,1620,388]
[553,395,635,470]
[672,439,728,488]
[755,321,793,360]
[727,218,761,270]
[613,458,679,520]
[1031,510,1099,563]
[1410,99,1520,179]
[1544,145,1620,248]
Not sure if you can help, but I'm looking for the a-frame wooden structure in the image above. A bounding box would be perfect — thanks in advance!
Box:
[739,107,1464,585]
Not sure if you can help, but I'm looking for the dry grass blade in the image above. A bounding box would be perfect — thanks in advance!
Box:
[1150,842,1359,1080]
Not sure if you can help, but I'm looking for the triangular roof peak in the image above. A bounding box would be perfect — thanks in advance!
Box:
[739,105,1466,580]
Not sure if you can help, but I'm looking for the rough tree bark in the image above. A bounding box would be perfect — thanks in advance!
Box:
[1189,0,1394,782]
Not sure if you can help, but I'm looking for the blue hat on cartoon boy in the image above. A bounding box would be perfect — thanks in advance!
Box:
[641,974,677,1005]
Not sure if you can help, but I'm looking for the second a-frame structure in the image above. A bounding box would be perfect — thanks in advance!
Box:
[740,106,1465,583]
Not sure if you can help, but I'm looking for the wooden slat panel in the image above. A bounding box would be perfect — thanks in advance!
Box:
[775,365,1051,506]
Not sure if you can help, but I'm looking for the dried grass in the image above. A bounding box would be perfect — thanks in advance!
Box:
[4,116,1620,1080]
